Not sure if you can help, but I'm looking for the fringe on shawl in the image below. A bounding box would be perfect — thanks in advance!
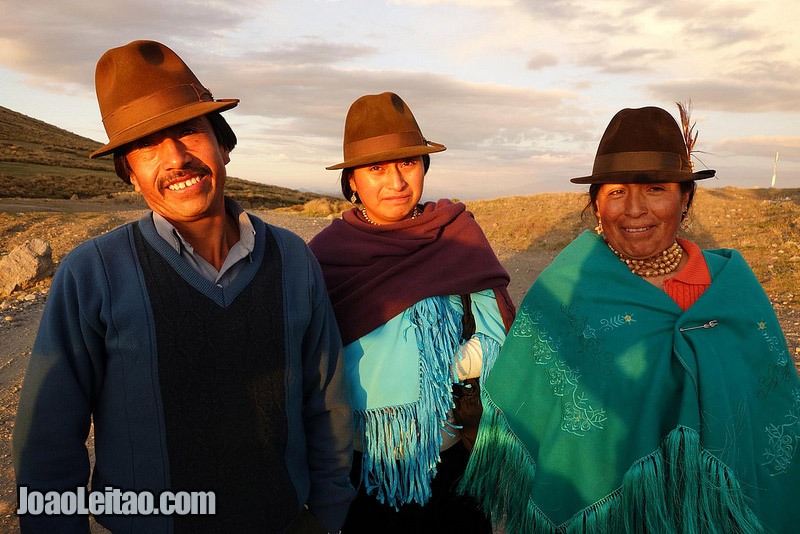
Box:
[459,395,764,534]
[355,296,462,509]
[478,334,501,380]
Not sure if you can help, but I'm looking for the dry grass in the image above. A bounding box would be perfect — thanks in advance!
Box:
[690,187,800,304]
[275,197,352,217]
[466,192,588,254]
[0,171,127,198]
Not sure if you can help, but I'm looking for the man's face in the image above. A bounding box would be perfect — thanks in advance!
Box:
[126,115,230,223]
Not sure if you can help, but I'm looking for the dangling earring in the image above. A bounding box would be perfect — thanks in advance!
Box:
[350,192,358,204]
[595,218,603,235]
[680,210,692,232]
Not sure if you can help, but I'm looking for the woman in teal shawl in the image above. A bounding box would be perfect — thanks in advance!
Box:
[461,106,800,534]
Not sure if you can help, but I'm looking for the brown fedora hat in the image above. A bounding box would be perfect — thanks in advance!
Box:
[89,40,238,159]
[327,92,445,170]
[571,106,715,184]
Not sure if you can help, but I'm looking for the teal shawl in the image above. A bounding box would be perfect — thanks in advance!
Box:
[346,292,504,509]
[462,231,800,534]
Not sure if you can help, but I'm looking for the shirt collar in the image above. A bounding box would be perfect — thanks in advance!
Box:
[151,197,256,255]
[672,238,711,285]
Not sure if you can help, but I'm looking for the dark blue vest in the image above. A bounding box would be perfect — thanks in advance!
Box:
[134,223,298,533]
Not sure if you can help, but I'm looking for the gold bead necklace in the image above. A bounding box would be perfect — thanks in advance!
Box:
[361,206,420,225]
[607,241,683,277]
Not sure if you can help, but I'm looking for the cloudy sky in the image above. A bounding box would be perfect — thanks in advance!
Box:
[1,0,798,200]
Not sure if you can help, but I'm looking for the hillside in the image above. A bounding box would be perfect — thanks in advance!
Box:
[0,106,326,207]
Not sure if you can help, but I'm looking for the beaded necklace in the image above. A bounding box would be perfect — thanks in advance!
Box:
[607,241,683,277]
[361,206,421,225]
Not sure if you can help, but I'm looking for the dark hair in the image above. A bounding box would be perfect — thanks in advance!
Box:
[112,111,237,183]
[580,180,697,227]
[340,154,431,201]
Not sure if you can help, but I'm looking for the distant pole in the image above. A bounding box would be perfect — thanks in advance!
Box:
[770,151,779,188]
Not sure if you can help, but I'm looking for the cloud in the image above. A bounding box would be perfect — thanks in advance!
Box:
[207,60,586,146]
[713,135,800,161]
[730,58,800,85]
[682,22,765,47]
[390,0,514,6]
[643,79,800,113]
[241,41,377,66]
[578,48,674,74]
[0,0,253,86]
[652,0,755,21]
[526,51,559,70]
[513,0,587,21]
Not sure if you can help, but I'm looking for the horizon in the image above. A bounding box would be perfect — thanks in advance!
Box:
[2,1,798,200]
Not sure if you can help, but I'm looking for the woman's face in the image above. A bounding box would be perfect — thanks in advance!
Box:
[595,182,689,259]
[350,156,424,225]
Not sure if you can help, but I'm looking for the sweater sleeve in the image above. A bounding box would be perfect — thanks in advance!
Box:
[452,290,508,380]
[300,246,355,532]
[13,244,107,534]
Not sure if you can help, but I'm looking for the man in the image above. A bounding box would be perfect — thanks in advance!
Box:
[13,40,354,533]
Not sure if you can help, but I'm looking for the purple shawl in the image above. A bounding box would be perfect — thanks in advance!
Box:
[309,199,515,345]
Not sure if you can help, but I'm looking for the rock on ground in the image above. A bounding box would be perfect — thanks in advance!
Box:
[0,239,55,297]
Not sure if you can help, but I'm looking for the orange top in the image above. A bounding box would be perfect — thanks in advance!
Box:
[663,238,711,310]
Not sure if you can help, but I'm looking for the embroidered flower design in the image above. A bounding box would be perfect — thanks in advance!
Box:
[600,313,636,331]
[762,388,800,475]
[561,395,607,436]
[532,342,554,365]
[548,367,568,396]
[512,308,534,338]
[561,304,611,372]
[759,321,789,366]
[525,303,607,437]
[562,402,593,434]
[582,324,596,339]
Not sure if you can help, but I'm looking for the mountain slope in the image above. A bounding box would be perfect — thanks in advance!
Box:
[0,106,324,207]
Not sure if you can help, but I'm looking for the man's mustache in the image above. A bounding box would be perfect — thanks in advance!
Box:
[158,165,212,188]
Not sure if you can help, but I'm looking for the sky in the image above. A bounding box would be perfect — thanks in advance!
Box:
[1,0,798,200]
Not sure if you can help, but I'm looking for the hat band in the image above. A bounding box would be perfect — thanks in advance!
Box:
[593,151,690,174]
[102,83,212,138]
[343,131,425,161]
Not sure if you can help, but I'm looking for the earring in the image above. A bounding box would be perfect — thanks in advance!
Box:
[350,192,358,204]
[680,210,692,232]
[594,218,603,234]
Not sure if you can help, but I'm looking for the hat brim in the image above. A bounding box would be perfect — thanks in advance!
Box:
[89,99,239,158]
[326,143,446,170]
[570,169,715,184]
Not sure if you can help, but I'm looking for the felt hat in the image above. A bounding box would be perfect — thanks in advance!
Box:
[571,106,715,184]
[327,92,445,170]
[89,40,238,158]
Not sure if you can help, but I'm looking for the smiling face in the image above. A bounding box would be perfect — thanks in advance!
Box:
[349,156,425,224]
[595,182,690,259]
[125,115,230,224]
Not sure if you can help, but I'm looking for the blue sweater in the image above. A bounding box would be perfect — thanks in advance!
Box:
[14,213,354,533]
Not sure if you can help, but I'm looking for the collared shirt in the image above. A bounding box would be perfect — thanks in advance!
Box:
[151,197,256,289]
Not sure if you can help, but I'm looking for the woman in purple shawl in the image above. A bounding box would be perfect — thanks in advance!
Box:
[308,92,514,533]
